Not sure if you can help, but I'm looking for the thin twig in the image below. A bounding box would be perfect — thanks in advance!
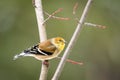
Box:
[57,57,83,65]
[75,18,106,29]
[43,9,70,24]
[33,0,48,80]
[73,2,79,15]
[84,22,106,29]
[72,3,106,29]
[52,0,93,80]
[44,11,70,20]
[43,8,63,24]
[73,2,80,22]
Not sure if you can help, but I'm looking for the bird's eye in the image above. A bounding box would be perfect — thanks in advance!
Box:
[59,39,63,42]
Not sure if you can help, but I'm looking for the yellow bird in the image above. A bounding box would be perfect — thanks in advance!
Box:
[13,37,66,61]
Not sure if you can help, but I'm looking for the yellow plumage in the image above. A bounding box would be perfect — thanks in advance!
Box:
[13,37,66,61]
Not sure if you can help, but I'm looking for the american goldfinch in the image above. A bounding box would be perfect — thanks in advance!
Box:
[13,37,66,61]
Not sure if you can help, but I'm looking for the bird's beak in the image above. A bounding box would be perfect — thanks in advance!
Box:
[64,40,67,44]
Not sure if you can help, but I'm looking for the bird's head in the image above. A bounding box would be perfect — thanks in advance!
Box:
[51,37,66,51]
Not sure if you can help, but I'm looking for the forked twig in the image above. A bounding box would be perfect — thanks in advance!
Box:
[43,8,70,24]
[73,3,106,29]
[43,8,62,24]
[44,11,70,20]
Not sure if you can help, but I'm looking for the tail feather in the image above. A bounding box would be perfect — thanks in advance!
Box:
[13,52,26,60]
[13,44,43,60]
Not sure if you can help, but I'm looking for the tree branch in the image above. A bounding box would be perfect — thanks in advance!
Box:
[33,0,48,80]
[84,22,106,29]
[52,0,93,80]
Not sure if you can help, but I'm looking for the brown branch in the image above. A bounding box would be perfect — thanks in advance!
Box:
[57,57,83,65]
[43,8,63,24]
[72,3,106,29]
[43,9,70,24]
[73,2,79,15]
[44,11,70,20]
[84,22,106,29]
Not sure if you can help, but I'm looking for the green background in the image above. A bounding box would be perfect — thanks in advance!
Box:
[0,0,120,80]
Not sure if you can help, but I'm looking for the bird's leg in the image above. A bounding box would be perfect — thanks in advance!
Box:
[43,60,49,67]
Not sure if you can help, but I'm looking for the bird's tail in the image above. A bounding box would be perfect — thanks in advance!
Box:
[13,52,26,60]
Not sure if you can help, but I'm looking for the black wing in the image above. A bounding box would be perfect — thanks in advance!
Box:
[23,45,53,56]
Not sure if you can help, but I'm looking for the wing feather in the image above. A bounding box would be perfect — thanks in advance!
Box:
[38,40,57,53]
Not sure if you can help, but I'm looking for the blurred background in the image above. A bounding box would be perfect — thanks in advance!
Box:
[0,0,120,80]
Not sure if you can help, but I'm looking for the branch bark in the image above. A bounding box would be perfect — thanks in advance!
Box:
[52,0,93,80]
[33,0,48,80]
